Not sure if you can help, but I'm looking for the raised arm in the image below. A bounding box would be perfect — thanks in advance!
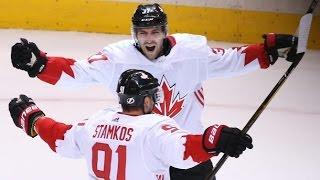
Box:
[205,33,301,79]
[11,38,113,88]
[8,94,82,158]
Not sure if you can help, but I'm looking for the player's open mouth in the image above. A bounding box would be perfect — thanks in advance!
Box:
[146,46,156,52]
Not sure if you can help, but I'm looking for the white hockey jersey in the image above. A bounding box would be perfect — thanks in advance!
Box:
[38,33,268,133]
[36,109,211,180]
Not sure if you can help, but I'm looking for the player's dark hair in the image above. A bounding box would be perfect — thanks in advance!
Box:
[121,104,141,112]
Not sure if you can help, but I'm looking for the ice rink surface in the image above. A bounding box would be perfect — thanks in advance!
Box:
[0,29,319,180]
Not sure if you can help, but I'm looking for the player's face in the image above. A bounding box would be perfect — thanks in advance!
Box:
[143,96,155,114]
[136,27,166,60]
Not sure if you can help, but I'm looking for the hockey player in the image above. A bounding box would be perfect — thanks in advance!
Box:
[10,3,301,180]
[9,69,253,180]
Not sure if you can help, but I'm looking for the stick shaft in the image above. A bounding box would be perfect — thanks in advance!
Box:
[206,0,319,179]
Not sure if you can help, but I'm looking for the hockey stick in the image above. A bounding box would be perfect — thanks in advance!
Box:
[206,0,319,179]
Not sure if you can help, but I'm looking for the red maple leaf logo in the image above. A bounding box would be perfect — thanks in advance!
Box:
[153,76,185,118]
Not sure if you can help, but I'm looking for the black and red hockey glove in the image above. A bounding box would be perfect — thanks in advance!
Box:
[11,38,47,77]
[202,124,253,158]
[9,94,45,138]
[263,33,304,65]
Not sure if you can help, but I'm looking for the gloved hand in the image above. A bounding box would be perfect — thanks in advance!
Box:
[11,38,47,77]
[263,33,304,65]
[202,124,253,158]
[9,94,45,138]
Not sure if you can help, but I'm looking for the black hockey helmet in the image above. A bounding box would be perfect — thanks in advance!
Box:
[117,69,161,107]
[132,3,167,28]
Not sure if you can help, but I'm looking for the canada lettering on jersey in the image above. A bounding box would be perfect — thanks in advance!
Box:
[92,124,134,142]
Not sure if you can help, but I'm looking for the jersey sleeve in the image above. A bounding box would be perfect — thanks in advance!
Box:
[146,117,213,169]
[35,116,83,158]
[37,52,115,89]
[202,43,270,80]
[171,33,270,82]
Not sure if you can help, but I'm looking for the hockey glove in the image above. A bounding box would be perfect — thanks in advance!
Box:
[9,94,45,138]
[202,124,253,158]
[11,38,47,77]
[263,33,303,65]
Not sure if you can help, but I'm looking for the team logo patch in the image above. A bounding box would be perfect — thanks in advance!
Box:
[127,97,135,104]
[153,76,185,118]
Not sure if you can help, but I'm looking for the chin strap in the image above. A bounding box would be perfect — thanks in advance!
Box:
[162,37,173,56]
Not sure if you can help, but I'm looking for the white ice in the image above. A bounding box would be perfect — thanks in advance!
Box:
[0,29,319,180]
